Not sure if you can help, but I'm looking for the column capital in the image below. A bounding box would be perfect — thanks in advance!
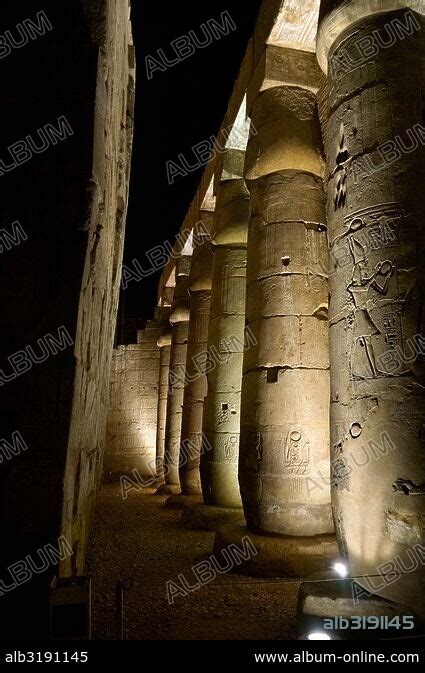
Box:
[169,301,190,325]
[211,176,250,247]
[247,46,323,114]
[157,331,172,348]
[169,256,191,325]
[244,85,325,181]
[188,241,213,293]
[317,0,425,74]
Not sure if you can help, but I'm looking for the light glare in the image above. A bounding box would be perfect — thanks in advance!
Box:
[333,561,348,578]
[307,632,331,641]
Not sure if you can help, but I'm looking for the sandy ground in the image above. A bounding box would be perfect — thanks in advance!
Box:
[86,483,299,640]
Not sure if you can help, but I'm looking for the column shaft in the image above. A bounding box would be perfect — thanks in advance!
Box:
[180,290,211,494]
[163,258,191,489]
[201,179,250,508]
[240,83,333,536]
[318,5,425,612]
[156,336,171,481]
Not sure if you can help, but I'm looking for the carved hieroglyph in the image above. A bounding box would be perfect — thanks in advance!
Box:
[105,321,160,476]
[60,0,135,574]
[239,82,333,537]
[179,229,213,495]
[163,256,191,488]
[201,164,250,508]
[318,4,425,614]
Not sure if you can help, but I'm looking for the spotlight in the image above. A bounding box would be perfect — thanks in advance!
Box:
[307,632,331,640]
[333,561,348,578]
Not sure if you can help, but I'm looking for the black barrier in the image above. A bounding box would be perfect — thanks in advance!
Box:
[0,639,423,666]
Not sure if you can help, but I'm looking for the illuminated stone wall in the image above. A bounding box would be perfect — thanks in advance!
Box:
[0,0,134,636]
[59,0,135,575]
[105,321,160,477]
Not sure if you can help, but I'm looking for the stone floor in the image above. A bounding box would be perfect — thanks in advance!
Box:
[86,483,299,640]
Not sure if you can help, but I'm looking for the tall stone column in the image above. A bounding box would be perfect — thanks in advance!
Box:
[173,229,213,503]
[182,150,250,530]
[157,256,191,495]
[317,2,425,616]
[155,319,172,485]
[214,51,337,576]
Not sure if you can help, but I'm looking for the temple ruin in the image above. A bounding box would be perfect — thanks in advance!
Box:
[2,0,424,643]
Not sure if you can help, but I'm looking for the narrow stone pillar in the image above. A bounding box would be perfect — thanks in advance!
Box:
[214,50,337,575]
[182,150,250,530]
[317,2,425,616]
[157,255,191,495]
[176,230,213,501]
[155,320,171,485]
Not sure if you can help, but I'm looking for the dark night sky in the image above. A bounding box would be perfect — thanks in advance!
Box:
[120,0,263,333]
[1,0,263,342]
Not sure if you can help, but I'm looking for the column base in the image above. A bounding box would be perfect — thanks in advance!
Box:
[297,571,423,640]
[213,523,338,578]
[164,494,202,509]
[154,483,180,496]
[181,503,244,531]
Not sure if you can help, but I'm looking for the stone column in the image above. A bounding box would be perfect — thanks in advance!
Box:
[167,228,213,506]
[155,320,171,485]
[214,50,337,576]
[182,151,250,530]
[316,1,425,616]
[157,255,191,495]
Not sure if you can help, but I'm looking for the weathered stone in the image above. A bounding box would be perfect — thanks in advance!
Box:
[105,321,160,477]
[201,173,250,510]
[179,223,213,495]
[0,3,136,634]
[155,308,172,483]
[60,0,135,576]
[239,80,332,539]
[317,2,425,618]
[162,255,191,491]
[297,571,423,639]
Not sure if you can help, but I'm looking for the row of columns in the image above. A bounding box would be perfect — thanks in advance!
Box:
[151,1,425,616]
[158,256,191,495]
[180,226,213,496]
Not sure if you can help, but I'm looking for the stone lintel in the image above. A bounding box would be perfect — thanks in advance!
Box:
[175,254,192,278]
[199,209,214,235]
[200,177,216,214]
